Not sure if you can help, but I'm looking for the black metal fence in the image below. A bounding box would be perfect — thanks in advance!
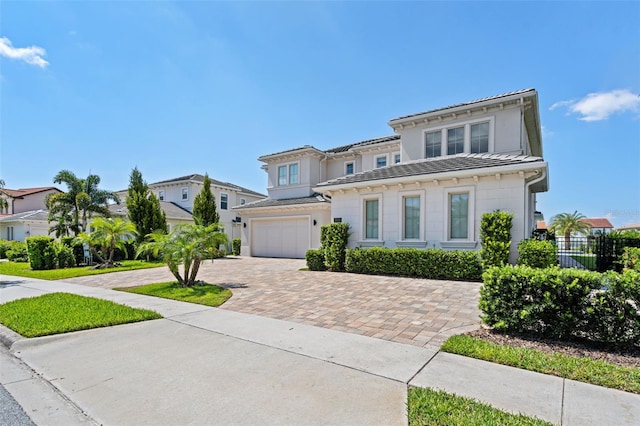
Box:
[553,235,640,272]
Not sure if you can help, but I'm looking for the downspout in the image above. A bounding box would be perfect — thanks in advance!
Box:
[520,97,524,155]
[524,168,547,239]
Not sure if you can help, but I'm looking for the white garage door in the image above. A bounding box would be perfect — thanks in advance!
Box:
[251,218,310,259]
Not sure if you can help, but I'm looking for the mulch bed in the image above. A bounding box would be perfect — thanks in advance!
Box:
[468,328,640,369]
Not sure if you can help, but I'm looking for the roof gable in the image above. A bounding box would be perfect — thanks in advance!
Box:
[581,218,614,229]
[0,187,62,198]
[148,174,265,198]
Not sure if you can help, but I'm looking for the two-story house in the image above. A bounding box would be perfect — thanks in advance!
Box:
[234,89,549,261]
[116,174,266,244]
[0,187,62,241]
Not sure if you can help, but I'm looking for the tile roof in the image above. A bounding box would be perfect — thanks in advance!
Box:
[233,194,330,210]
[617,221,640,230]
[0,210,50,222]
[324,135,401,154]
[581,218,614,229]
[390,89,536,122]
[108,201,194,220]
[0,187,61,198]
[149,174,266,198]
[316,153,544,188]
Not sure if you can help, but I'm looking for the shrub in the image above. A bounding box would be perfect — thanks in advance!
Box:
[53,241,76,268]
[61,236,85,265]
[480,211,514,268]
[344,247,482,281]
[232,238,241,256]
[517,239,558,268]
[6,241,28,262]
[0,240,12,259]
[305,249,326,271]
[26,236,56,270]
[620,247,640,272]
[320,223,350,272]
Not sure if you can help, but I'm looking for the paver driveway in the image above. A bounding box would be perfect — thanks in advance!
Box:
[64,257,482,348]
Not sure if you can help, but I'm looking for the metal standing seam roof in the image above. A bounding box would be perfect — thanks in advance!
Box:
[259,135,401,159]
[389,88,536,123]
[315,153,545,188]
[232,194,330,210]
[148,174,266,198]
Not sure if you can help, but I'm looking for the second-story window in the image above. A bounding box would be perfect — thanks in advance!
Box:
[240,198,246,205]
[158,190,165,201]
[181,188,189,200]
[471,122,489,153]
[447,127,465,155]
[277,162,300,186]
[426,131,442,158]
[394,153,401,164]
[345,162,354,175]
[375,155,387,168]
[221,193,228,210]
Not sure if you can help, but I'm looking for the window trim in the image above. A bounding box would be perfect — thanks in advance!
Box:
[345,161,355,175]
[443,186,476,245]
[360,194,383,242]
[276,161,301,186]
[398,190,425,242]
[181,187,189,201]
[374,154,388,169]
[423,116,495,158]
[220,193,228,210]
[240,198,246,205]
[393,152,401,164]
[158,190,165,201]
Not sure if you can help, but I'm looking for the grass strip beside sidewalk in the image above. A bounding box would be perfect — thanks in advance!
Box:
[0,260,165,280]
[115,281,232,307]
[441,335,640,394]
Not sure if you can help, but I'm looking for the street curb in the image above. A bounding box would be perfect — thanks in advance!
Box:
[0,324,22,349]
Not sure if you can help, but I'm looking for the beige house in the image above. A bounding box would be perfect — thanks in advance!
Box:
[116,174,266,243]
[0,187,62,241]
[235,89,549,261]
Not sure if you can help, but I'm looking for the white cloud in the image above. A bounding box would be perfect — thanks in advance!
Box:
[549,89,640,121]
[0,36,48,68]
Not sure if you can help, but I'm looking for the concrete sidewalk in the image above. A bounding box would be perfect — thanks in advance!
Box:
[1,275,639,425]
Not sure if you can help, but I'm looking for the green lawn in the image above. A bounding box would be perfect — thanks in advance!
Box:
[115,281,232,307]
[0,292,162,337]
[441,335,640,394]
[408,387,551,426]
[569,254,597,270]
[0,260,165,280]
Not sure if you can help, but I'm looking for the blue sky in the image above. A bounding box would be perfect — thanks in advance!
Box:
[1,1,639,227]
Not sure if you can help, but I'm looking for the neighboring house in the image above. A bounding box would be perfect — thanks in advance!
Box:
[581,218,614,235]
[235,89,549,261]
[108,201,195,232]
[116,174,266,243]
[0,187,62,215]
[0,210,51,242]
[617,221,640,231]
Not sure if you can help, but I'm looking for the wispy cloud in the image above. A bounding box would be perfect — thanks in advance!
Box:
[0,36,49,68]
[549,89,640,121]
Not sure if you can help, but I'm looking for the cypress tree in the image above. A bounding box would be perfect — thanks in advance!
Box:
[193,173,219,226]
[126,167,167,242]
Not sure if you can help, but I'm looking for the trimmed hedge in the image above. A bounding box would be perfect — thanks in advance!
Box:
[320,223,350,271]
[517,239,558,268]
[479,265,639,347]
[621,247,640,271]
[26,236,56,270]
[345,247,483,281]
[305,249,327,271]
[480,211,514,268]
[6,241,28,262]
[232,238,241,256]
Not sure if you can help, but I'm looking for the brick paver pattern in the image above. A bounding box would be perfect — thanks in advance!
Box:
[65,257,482,348]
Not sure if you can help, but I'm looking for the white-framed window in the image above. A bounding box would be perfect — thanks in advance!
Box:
[345,161,355,175]
[7,226,14,241]
[447,127,465,155]
[471,122,489,153]
[363,197,381,239]
[181,188,189,201]
[393,152,401,164]
[221,193,228,210]
[425,130,442,158]
[403,195,421,240]
[424,117,494,158]
[158,190,165,201]
[444,186,476,242]
[240,198,246,205]
[375,155,387,168]
[277,162,300,186]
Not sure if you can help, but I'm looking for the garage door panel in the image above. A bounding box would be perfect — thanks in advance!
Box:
[251,218,309,259]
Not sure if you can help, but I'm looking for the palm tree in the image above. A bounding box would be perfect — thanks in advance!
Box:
[47,170,119,235]
[75,217,136,268]
[137,224,227,287]
[0,179,8,213]
[549,211,592,250]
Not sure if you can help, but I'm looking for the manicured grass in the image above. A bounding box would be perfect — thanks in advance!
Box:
[0,260,165,280]
[408,387,551,426]
[441,335,640,394]
[570,254,597,270]
[0,292,162,337]
[115,281,232,307]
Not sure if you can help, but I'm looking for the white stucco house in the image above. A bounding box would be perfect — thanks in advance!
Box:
[0,187,63,241]
[234,89,549,261]
[116,174,266,243]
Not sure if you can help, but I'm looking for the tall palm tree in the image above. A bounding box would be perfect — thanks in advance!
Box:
[549,211,592,250]
[137,224,227,287]
[47,170,119,235]
[0,179,8,214]
[75,217,136,268]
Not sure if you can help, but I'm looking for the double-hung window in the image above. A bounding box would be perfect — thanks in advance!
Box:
[364,199,379,239]
[403,196,420,239]
[447,127,465,155]
[288,163,299,185]
[277,163,299,186]
[181,188,189,201]
[471,122,489,153]
[345,162,354,175]
[221,193,228,210]
[158,190,165,201]
[425,130,442,158]
[449,193,469,239]
[278,166,287,186]
[394,153,401,164]
[375,156,387,168]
